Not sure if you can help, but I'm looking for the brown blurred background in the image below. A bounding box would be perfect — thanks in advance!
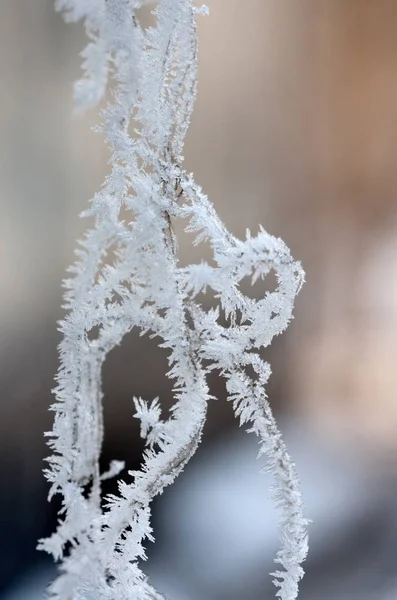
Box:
[1,1,397,598]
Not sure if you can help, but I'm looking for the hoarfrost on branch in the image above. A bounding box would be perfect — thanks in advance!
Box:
[38,1,309,599]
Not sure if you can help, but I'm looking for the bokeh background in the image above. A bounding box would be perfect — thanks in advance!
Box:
[1,1,397,598]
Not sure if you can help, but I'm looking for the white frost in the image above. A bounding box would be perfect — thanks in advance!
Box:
[39,2,308,599]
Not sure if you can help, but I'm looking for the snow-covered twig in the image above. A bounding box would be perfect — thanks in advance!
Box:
[39,2,308,599]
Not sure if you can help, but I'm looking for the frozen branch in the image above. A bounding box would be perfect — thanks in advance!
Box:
[39,2,308,599]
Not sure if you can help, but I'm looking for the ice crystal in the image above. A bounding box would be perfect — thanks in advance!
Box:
[39,2,308,599]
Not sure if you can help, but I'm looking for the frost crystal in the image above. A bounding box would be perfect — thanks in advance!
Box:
[39,2,309,599]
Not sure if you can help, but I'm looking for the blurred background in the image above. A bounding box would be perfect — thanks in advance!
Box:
[1,1,397,598]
